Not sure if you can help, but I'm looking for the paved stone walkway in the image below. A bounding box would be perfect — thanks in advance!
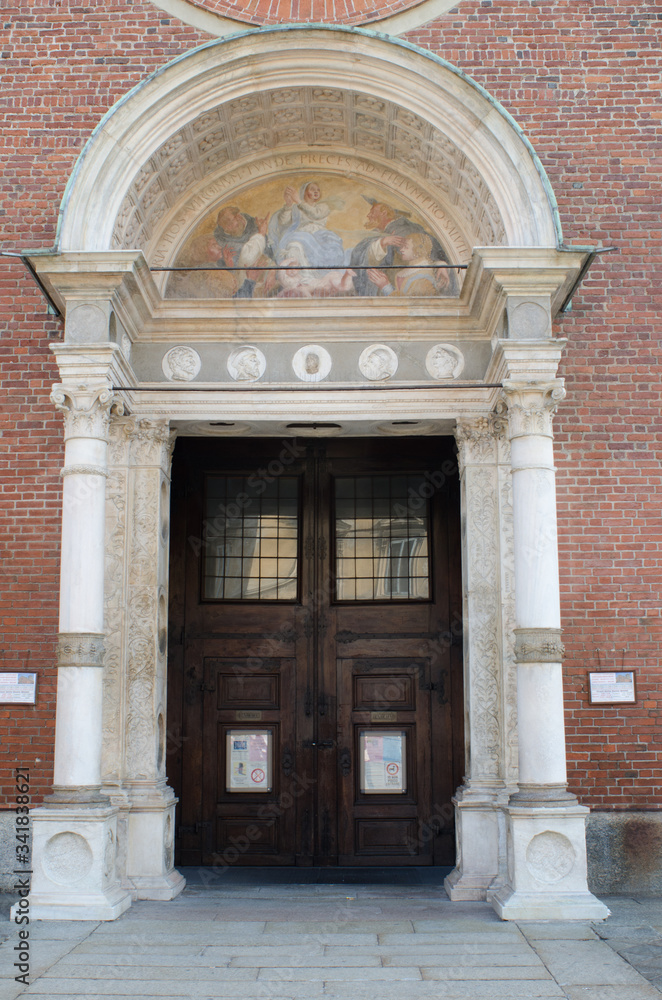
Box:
[0,876,660,1000]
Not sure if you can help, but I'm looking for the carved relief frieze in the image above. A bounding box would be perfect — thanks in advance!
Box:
[464,465,501,779]
[455,416,505,782]
[498,463,518,782]
[514,627,565,663]
[57,633,105,668]
[125,586,158,781]
[102,418,133,784]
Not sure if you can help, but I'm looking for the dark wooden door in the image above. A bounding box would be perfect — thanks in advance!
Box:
[168,437,463,867]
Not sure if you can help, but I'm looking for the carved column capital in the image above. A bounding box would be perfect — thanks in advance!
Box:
[454,416,499,473]
[129,418,177,472]
[51,385,124,442]
[501,380,566,439]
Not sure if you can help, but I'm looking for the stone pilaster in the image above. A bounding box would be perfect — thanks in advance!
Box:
[121,419,184,900]
[491,379,609,921]
[445,415,516,901]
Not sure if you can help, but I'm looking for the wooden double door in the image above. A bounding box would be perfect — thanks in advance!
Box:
[168,437,463,867]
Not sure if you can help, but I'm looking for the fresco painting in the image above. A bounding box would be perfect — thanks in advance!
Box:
[165,174,460,299]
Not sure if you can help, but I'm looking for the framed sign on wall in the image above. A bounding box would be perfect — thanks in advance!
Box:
[588,671,636,705]
[0,672,37,705]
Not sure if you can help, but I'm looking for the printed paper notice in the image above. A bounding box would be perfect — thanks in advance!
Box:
[226,730,272,792]
[0,673,37,704]
[360,730,406,794]
[589,671,636,704]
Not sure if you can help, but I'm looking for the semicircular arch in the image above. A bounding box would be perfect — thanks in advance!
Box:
[57,27,562,257]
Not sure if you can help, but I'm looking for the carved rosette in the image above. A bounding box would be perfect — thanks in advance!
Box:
[501,381,566,440]
[57,632,105,668]
[51,385,123,442]
[514,627,565,664]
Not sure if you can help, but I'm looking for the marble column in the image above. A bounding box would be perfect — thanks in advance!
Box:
[445,416,517,900]
[24,385,132,920]
[491,380,609,920]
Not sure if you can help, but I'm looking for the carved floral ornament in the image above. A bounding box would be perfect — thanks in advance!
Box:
[514,627,566,664]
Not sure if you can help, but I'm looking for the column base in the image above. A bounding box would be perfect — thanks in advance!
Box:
[490,802,610,922]
[18,803,132,921]
[123,784,182,900]
[491,886,610,921]
[15,884,132,922]
[445,869,494,901]
[444,783,511,901]
[127,869,186,901]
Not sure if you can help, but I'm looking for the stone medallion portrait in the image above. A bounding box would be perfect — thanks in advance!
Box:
[162,346,202,382]
[425,344,465,380]
[359,344,398,381]
[227,346,267,382]
[292,345,332,383]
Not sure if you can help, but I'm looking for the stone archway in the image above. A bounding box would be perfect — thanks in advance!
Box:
[23,27,607,921]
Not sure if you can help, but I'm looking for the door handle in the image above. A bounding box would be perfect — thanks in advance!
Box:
[302,739,335,750]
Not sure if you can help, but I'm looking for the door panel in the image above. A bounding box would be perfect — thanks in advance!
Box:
[168,437,462,867]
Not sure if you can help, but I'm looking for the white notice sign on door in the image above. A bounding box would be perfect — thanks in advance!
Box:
[359,730,406,794]
[226,730,272,792]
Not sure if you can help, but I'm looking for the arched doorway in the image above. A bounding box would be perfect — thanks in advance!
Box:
[24,27,606,921]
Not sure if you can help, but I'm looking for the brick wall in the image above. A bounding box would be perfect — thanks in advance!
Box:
[1,0,660,809]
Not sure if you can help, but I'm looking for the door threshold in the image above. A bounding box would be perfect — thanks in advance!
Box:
[179,866,452,886]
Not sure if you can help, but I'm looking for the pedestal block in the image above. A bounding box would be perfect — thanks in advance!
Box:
[125,788,186,900]
[17,805,131,921]
[445,786,502,900]
[491,805,610,920]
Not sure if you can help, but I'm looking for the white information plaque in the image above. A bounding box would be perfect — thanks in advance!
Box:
[359,729,406,794]
[0,673,37,704]
[588,671,636,704]
[226,729,272,792]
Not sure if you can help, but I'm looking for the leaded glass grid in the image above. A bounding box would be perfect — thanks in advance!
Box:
[334,475,430,601]
[203,476,298,600]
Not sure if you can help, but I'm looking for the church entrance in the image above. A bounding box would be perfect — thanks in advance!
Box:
[167,436,463,867]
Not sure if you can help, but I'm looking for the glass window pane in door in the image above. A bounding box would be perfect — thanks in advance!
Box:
[203,475,299,601]
[334,475,431,601]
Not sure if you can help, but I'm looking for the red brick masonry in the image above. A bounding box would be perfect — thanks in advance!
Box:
[1,0,660,811]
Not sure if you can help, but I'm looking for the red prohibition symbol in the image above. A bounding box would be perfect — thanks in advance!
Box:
[386,763,399,775]
[251,768,266,783]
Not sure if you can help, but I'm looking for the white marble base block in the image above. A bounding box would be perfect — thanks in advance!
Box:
[490,805,610,921]
[125,793,186,900]
[19,804,132,921]
[445,788,501,900]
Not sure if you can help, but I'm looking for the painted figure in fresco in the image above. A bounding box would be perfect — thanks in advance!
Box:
[269,181,346,269]
[367,233,453,297]
[351,198,456,297]
[210,205,275,298]
[276,243,356,298]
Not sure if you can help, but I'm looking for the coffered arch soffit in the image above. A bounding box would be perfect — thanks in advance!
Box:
[58,29,562,264]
